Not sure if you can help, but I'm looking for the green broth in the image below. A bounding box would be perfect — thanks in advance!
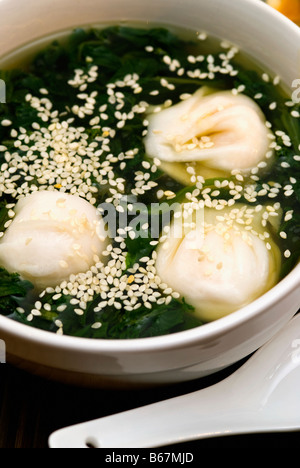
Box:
[0,25,299,338]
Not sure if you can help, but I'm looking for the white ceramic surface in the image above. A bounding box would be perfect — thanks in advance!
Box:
[0,0,299,388]
[49,314,300,447]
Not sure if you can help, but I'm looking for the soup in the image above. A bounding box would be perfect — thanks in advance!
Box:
[0,25,299,338]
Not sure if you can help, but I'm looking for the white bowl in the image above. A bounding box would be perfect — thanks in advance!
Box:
[0,0,299,388]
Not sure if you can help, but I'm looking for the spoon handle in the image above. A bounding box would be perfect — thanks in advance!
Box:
[48,382,240,448]
[49,314,300,448]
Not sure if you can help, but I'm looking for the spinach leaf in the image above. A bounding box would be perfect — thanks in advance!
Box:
[0,269,33,316]
[0,25,299,340]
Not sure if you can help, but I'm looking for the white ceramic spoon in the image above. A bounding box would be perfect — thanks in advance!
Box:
[49,313,300,448]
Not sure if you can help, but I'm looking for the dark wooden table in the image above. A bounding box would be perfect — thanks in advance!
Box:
[0,358,299,449]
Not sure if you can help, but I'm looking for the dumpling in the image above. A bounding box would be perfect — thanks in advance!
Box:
[144,88,272,183]
[155,204,281,321]
[0,191,108,290]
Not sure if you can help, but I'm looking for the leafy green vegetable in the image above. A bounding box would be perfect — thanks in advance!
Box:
[54,296,199,339]
[0,269,33,316]
[0,25,299,339]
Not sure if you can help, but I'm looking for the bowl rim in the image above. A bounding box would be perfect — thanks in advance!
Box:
[0,263,299,352]
[0,0,299,354]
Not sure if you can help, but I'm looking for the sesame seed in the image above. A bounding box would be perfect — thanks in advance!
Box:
[31,309,42,316]
[165,296,172,305]
[284,189,294,197]
[1,119,12,126]
[197,31,208,40]
[4,220,12,229]
[285,211,294,222]
[53,293,62,301]
[291,110,300,118]
[262,73,270,82]
[91,322,102,329]
[75,308,84,316]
